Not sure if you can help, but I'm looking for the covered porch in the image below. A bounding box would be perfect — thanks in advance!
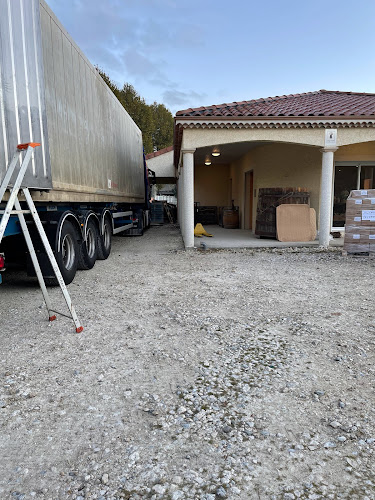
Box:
[174,91,375,249]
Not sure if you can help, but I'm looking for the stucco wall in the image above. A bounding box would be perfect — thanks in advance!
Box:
[146,150,175,178]
[181,127,325,150]
[335,141,375,161]
[194,164,230,206]
[179,125,375,151]
[336,129,375,147]
[231,143,322,229]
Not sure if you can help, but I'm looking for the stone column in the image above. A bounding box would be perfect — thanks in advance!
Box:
[319,148,337,247]
[178,166,184,235]
[181,149,195,248]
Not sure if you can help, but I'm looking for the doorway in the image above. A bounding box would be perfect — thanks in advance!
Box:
[333,162,374,228]
[244,170,254,230]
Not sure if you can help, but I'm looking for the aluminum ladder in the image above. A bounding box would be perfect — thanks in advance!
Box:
[0,143,83,333]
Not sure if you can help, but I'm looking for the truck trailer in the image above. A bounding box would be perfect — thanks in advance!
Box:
[0,0,151,284]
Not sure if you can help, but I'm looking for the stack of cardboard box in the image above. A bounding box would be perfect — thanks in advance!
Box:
[344,189,375,253]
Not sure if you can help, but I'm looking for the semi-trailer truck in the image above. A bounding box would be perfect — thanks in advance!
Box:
[0,0,151,285]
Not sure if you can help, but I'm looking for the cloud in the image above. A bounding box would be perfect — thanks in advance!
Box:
[162,89,207,108]
[46,0,207,111]
[122,49,166,80]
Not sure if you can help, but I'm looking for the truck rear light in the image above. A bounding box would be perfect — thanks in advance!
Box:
[0,254,5,270]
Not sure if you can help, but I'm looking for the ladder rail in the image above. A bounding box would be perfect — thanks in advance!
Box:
[0,150,20,203]
[23,188,83,332]
[0,146,34,244]
[13,197,55,320]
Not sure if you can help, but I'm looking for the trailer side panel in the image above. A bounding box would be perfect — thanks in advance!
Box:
[0,0,52,189]
[39,1,145,203]
[1,0,146,204]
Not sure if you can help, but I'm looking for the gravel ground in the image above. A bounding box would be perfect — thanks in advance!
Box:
[1,225,375,500]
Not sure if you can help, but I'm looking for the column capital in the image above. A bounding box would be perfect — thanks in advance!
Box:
[181,148,196,155]
[320,147,338,153]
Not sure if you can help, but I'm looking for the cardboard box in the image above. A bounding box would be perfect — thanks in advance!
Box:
[349,189,375,198]
[276,204,316,242]
[344,225,375,253]
[345,198,375,227]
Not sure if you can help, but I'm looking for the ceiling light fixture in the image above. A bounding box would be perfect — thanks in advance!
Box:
[205,156,211,165]
[212,149,220,157]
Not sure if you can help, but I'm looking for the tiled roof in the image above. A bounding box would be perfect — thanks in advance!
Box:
[145,145,173,160]
[175,90,375,118]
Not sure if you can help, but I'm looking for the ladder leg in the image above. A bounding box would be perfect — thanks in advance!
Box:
[23,188,83,333]
[14,198,56,322]
[0,151,20,203]
[0,147,34,244]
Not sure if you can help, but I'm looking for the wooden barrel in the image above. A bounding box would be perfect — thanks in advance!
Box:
[223,208,239,229]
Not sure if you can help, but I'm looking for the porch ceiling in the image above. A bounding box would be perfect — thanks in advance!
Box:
[194,141,262,166]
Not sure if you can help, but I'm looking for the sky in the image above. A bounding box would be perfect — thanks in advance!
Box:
[46,0,375,115]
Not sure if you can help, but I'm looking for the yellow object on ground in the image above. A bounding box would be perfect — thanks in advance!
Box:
[194,223,213,237]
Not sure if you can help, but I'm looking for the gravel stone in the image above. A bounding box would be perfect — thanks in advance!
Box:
[1,226,374,499]
[216,486,227,498]
[329,421,341,429]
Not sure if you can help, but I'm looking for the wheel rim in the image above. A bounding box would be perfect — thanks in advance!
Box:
[86,227,95,258]
[103,221,111,250]
[61,234,75,270]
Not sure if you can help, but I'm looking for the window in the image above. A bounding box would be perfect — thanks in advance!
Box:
[333,163,374,228]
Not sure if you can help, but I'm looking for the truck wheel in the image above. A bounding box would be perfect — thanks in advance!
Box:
[78,218,98,270]
[45,220,79,286]
[135,209,144,235]
[97,215,112,260]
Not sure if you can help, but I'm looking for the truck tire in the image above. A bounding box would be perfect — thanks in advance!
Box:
[78,218,98,270]
[45,220,79,286]
[97,215,112,260]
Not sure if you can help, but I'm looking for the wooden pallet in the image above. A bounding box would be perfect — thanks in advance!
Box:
[342,249,375,258]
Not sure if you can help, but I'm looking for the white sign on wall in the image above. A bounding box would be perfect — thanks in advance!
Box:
[325,129,337,147]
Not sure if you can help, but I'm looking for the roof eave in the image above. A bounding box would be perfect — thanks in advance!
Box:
[175,115,375,122]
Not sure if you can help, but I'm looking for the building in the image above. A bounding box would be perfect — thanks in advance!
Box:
[174,90,375,248]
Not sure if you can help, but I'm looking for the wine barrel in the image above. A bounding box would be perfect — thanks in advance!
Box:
[223,208,239,229]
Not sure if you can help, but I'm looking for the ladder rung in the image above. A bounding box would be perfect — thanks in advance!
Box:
[0,209,31,214]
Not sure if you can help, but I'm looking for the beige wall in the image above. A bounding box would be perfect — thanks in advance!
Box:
[147,150,175,177]
[231,143,321,229]
[182,127,325,150]
[180,125,375,151]
[194,163,230,206]
[335,141,375,161]
[336,129,375,147]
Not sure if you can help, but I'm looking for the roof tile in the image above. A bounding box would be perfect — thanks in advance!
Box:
[175,90,375,118]
[145,145,173,160]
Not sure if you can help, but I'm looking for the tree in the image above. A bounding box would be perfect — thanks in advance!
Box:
[151,102,174,152]
[98,69,173,154]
